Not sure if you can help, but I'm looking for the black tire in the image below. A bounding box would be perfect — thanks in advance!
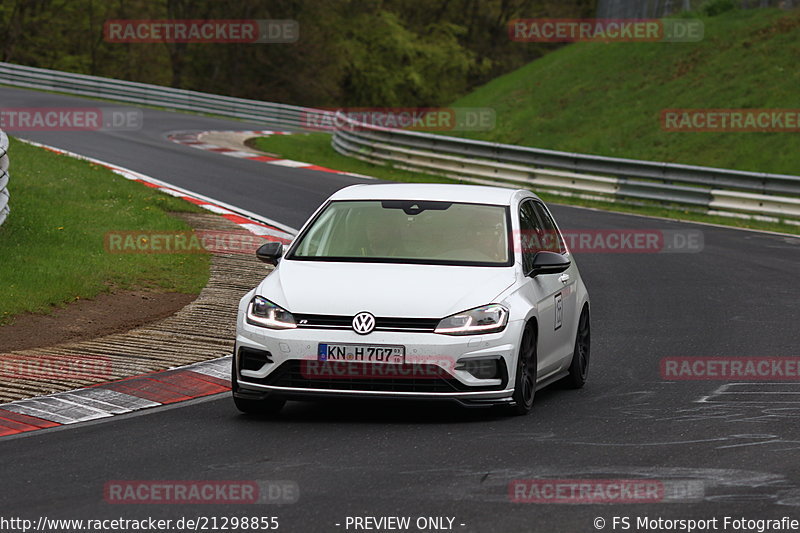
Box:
[564,306,590,389]
[509,323,537,416]
[231,354,286,415]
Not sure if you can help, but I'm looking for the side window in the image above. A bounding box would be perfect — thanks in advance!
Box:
[532,202,565,254]
[519,200,543,273]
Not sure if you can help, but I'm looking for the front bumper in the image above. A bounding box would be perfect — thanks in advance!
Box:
[234,318,523,406]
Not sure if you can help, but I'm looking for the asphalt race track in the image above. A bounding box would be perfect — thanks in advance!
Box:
[1,87,799,532]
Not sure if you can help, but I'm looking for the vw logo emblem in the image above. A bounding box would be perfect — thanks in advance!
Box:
[352,312,376,335]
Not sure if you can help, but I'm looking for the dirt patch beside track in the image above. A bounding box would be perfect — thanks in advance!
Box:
[0,291,197,353]
[0,212,269,402]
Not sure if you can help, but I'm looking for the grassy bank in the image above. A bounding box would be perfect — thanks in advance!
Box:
[451,8,800,175]
[246,8,800,235]
[0,138,210,326]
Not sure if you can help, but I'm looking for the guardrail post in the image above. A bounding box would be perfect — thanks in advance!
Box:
[0,129,9,227]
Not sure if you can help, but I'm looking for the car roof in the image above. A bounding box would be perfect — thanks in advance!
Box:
[328,183,534,206]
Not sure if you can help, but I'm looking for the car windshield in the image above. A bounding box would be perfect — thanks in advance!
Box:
[288,200,510,266]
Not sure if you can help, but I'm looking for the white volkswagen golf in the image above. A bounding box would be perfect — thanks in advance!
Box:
[232,183,590,415]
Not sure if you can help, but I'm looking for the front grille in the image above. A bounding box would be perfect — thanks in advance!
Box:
[256,361,499,393]
[376,317,439,331]
[294,314,439,333]
[293,314,351,328]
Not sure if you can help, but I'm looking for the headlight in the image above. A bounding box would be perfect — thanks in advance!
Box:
[435,304,508,335]
[246,296,297,329]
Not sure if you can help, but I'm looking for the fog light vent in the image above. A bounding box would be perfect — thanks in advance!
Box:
[238,347,273,371]
[455,358,501,380]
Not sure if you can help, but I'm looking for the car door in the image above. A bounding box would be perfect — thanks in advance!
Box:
[531,201,577,366]
[518,199,571,378]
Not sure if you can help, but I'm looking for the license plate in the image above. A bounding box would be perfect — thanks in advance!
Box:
[318,343,405,364]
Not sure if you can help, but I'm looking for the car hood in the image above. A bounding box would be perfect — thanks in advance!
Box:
[257,260,516,318]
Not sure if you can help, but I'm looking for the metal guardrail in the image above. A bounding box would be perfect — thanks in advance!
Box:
[0,62,329,131]
[2,61,798,220]
[0,129,9,227]
[332,113,800,220]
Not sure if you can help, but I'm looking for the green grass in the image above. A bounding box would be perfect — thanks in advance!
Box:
[247,8,800,235]
[248,133,460,184]
[0,138,210,326]
[249,133,798,235]
[451,8,800,175]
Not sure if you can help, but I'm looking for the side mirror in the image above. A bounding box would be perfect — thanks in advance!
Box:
[528,251,570,277]
[256,242,283,266]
